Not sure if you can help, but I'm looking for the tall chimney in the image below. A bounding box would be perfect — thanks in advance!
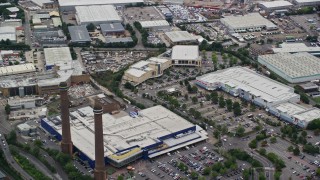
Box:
[93,102,106,180]
[59,82,73,156]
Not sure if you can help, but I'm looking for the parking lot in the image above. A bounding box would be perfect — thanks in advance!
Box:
[184,22,227,41]
[265,138,319,180]
[134,142,247,180]
[290,14,320,36]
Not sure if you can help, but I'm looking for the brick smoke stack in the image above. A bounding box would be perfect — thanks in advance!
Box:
[59,82,73,156]
[93,102,106,180]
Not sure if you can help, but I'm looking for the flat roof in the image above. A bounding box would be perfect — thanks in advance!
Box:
[165,31,197,43]
[272,42,320,53]
[172,45,199,60]
[76,5,121,24]
[274,102,307,115]
[6,7,19,12]
[126,68,147,77]
[105,37,133,43]
[68,25,91,42]
[52,17,62,27]
[31,0,53,6]
[59,0,144,7]
[196,67,298,103]
[140,20,170,28]
[258,52,320,79]
[294,108,320,122]
[221,13,277,29]
[43,105,205,161]
[259,0,293,8]
[44,47,72,69]
[100,23,125,33]
[0,63,36,76]
[294,0,320,3]
[148,57,169,64]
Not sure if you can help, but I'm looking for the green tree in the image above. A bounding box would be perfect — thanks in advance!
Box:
[259,148,267,156]
[5,104,10,114]
[233,102,242,116]
[190,172,198,179]
[219,95,225,108]
[293,147,300,156]
[7,130,17,144]
[184,94,189,100]
[307,119,320,130]
[192,97,198,104]
[86,23,95,32]
[236,125,245,137]
[249,139,258,149]
[270,137,277,144]
[316,168,320,176]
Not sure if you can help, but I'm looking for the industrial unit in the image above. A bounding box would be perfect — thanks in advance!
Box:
[164,31,198,45]
[68,26,91,43]
[195,67,320,128]
[293,0,320,6]
[44,47,73,70]
[0,26,16,42]
[221,13,278,32]
[196,67,300,108]
[171,45,201,67]
[100,23,125,36]
[31,0,57,8]
[258,52,320,83]
[75,5,122,25]
[123,57,171,85]
[41,105,208,168]
[140,20,170,31]
[269,102,320,128]
[258,1,293,12]
[58,0,144,11]
[0,63,36,76]
[272,43,320,56]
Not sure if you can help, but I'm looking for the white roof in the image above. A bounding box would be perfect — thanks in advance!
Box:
[274,102,307,115]
[273,42,320,53]
[172,45,199,60]
[75,5,121,24]
[165,31,198,43]
[293,108,320,122]
[259,0,293,8]
[148,57,169,64]
[59,0,144,6]
[0,63,36,76]
[196,67,299,103]
[52,17,62,27]
[258,52,320,78]
[6,7,19,12]
[294,0,320,3]
[43,105,204,161]
[31,0,53,6]
[131,61,150,69]
[221,13,277,29]
[44,47,72,69]
[126,68,146,77]
[140,20,170,28]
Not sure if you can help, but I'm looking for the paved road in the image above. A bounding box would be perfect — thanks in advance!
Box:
[24,10,32,47]
[0,136,34,180]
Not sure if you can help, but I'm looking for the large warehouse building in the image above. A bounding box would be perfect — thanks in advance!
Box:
[258,0,293,12]
[140,20,170,31]
[195,67,320,128]
[164,31,198,45]
[123,57,171,85]
[44,47,73,70]
[258,52,320,83]
[58,0,144,11]
[41,105,208,168]
[221,13,278,32]
[0,26,16,42]
[75,5,122,25]
[196,67,300,107]
[68,26,91,43]
[171,45,201,67]
[272,43,320,56]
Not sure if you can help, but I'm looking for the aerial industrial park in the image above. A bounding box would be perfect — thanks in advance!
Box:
[1,0,320,180]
